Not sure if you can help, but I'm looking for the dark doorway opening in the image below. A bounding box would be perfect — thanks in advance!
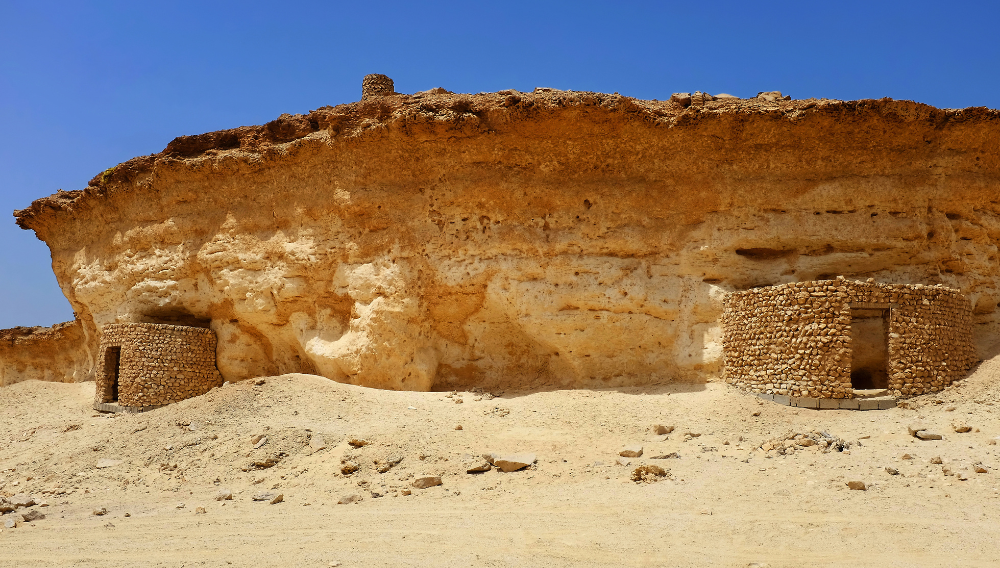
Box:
[850,308,889,390]
[103,346,121,403]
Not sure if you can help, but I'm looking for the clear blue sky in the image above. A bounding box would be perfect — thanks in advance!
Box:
[1,0,998,328]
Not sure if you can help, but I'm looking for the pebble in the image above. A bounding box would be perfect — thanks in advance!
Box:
[465,458,492,473]
[619,445,644,458]
[455,425,463,430]
[269,494,283,504]
[93,508,108,516]
[310,434,327,451]
[215,489,233,501]
[338,494,362,504]
[195,507,207,514]
[252,492,275,502]
[847,481,867,491]
[901,454,914,460]
[348,439,369,448]
[493,454,536,472]
[930,456,943,464]
[915,431,943,441]
[885,467,899,475]
[974,463,989,474]
[952,422,972,433]
[412,476,443,489]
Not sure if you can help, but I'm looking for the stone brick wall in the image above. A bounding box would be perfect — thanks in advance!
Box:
[362,74,395,100]
[722,279,976,399]
[94,323,222,408]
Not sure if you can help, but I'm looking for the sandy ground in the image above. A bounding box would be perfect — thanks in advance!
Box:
[2,359,1000,568]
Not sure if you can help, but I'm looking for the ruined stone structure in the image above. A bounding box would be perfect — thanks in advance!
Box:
[722,279,976,401]
[361,73,395,100]
[94,323,222,411]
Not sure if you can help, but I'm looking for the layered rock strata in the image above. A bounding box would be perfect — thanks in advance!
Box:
[722,279,976,398]
[12,83,1000,391]
[95,323,222,408]
[0,321,91,386]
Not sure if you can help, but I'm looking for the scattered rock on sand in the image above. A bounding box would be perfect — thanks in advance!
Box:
[916,431,943,440]
[650,453,680,460]
[465,458,492,473]
[338,494,362,505]
[885,467,899,475]
[340,461,360,475]
[195,507,207,514]
[952,422,972,433]
[309,433,327,451]
[653,425,674,435]
[901,454,914,460]
[907,425,928,436]
[348,438,369,448]
[10,494,36,509]
[974,462,989,473]
[493,454,536,472]
[930,456,943,464]
[631,465,669,483]
[619,445,644,458]
[455,425,463,430]
[846,481,867,491]
[92,508,108,516]
[252,492,276,502]
[3,515,20,529]
[269,494,283,504]
[412,476,443,489]
[215,489,233,501]
[375,455,403,473]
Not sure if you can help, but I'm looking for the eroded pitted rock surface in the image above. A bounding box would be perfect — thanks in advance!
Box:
[13,87,1000,390]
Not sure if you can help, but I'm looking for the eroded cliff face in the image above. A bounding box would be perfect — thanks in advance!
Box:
[14,89,1000,390]
[0,321,91,386]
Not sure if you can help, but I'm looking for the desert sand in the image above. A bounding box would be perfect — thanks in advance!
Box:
[3,359,1000,567]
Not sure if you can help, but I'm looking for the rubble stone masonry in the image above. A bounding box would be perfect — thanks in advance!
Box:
[722,279,977,399]
[94,323,222,408]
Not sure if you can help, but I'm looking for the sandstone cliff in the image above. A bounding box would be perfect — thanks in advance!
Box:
[13,87,1000,390]
[0,321,91,386]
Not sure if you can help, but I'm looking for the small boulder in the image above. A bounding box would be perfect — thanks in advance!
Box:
[885,467,899,475]
[92,507,108,516]
[252,492,276,502]
[907,425,928,437]
[375,455,403,474]
[348,438,369,448]
[481,452,500,465]
[974,462,989,474]
[338,494,363,505]
[412,476,443,489]
[916,431,943,441]
[901,454,914,460]
[10,494,36,509]
[465,458,492,474]
[3,515,20,529]
[653,425,674,435]
[619,445,644,458]
[340,461,360,475]
[269,494,283,505]
[493,454,536,472]
[952,422,972,433]
[846,481,867,491]
[214,489,233,501]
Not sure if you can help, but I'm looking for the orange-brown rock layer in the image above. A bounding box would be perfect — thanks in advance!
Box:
[12,89,1000,391]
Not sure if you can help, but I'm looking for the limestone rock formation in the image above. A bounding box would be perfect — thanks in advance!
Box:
[0,321,90,386]
[10,82,1000,391]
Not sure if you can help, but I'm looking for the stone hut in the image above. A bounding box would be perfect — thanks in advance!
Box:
[722,279,976,402]
[93,323,222,412]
